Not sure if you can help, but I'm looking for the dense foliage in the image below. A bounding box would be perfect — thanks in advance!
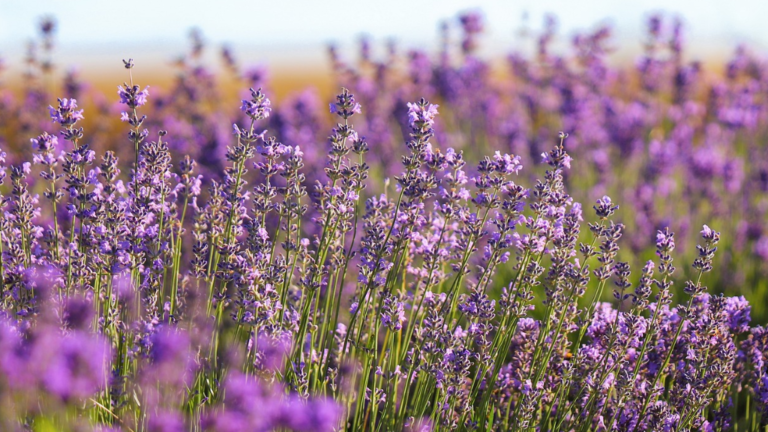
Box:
[0,11,767,432]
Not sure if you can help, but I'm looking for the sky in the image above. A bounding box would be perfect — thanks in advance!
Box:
[1,0,767,69]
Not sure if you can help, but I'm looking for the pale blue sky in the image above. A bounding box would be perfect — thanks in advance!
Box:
[1,0,767,67]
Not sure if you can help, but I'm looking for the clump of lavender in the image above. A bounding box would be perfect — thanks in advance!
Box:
[31,131,63,263]
[0,93,752,431]
[1,12,768,432]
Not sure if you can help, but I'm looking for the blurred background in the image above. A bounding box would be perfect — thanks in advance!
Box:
[2,0,768,97]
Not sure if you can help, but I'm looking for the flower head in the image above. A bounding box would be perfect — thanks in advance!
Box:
[329,88,362,119]
[118,84,150,108]
[49,98,84,126]
[241,87,272,120]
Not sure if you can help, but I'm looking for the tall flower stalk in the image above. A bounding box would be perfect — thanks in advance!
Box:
[0,37,764,430]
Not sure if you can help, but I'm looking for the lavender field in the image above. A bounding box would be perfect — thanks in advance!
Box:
[0,11,768,431]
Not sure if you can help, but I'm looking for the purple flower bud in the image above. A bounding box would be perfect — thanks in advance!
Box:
[407,101,439,130]
[330,88,362,119]
[49,98,84,126]
[241,87,272,120]
[118,84,150,108]
[31,132,58,154]
[594,195,619,219]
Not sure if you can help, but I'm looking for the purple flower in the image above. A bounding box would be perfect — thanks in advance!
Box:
[381,293,407,331]
[540,139,573,170]
[459,11,483,34]
[118,84,150,108]
[148,411,186,432]
[276,398,342,432]
[656,228,675,253]
[145,327,193,387]
[30,132,58,154]
[251,332,291,372]
[407,101,439,129]
[241,87,272,120]
[62,296,93,330]
[204,373,342,432]
[49,98,84,126]
[594,195,619,219]
[329,88,361,119]
[725,296,751,333]
[493,151,523,175]
[701,224,720,242]
[39,329,110,401]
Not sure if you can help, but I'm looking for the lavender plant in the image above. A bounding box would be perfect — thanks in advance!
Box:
[0,10,767,432]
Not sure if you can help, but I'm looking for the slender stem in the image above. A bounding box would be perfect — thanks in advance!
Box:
[633,271,704,430]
